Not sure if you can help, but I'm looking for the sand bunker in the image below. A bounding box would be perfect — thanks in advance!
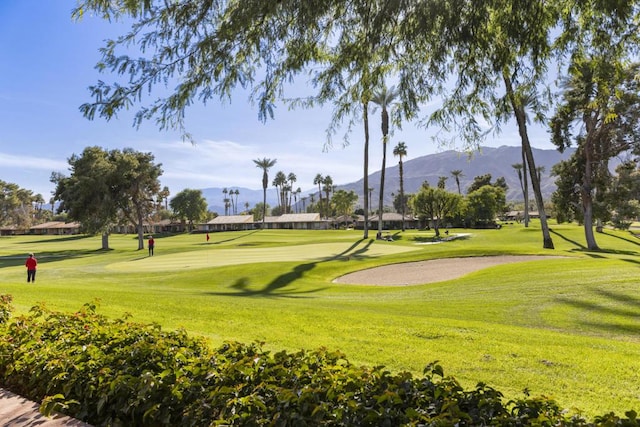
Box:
[333,255,567,286]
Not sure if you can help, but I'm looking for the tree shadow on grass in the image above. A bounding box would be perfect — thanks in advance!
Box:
[208,230,261,245]
[207,239,374,298]
[0,248,105,267]
[555,287,640,335]
[16,235,93,244]
[210,263,329,298]
[599,230,640,247]
[549,229,587,250]
[551,229,640,257]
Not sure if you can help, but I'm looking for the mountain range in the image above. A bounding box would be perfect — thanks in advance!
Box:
[202,145,575,214]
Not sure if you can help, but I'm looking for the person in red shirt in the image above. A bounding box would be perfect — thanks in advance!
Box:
[25,253,37,283]
[148,236,155,256]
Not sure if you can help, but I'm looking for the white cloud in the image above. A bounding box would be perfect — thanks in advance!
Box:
[0,152,68,171]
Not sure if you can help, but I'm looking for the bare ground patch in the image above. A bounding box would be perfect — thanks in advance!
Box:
[333,255,567,286]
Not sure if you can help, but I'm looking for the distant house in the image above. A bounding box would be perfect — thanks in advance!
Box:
[262,213,328,230]
[0,225,22,236]
[503,211,550,221]
[356,213,419,230]
[29,221,80,235]
[203,215,254,232]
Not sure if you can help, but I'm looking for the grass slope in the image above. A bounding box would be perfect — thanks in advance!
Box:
[1,222,639,417]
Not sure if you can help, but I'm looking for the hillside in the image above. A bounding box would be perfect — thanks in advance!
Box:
[202,145,574,213]
[337,145,575,206]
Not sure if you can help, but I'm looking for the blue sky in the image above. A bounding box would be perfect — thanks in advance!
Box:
[0,1,553,201]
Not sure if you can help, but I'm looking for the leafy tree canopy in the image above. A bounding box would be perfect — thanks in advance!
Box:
[170,188,208,230]
[53,146,163,249]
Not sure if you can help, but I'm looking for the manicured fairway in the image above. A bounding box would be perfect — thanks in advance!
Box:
[106,240,420,272]
[1,223,639,417]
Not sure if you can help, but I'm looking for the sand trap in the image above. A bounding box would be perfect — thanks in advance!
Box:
[333,255,567,286]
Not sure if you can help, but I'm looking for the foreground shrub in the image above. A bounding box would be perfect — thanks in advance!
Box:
[0,296,636,426]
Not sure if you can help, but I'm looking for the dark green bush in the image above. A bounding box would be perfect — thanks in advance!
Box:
[0,295,636,426]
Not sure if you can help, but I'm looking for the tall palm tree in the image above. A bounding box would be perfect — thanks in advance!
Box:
[372,85,399,238]
[272,171,287,211]
[393,142,407,231]
[253,157,277,227]
[313,173,324,218]
[362,101,370,239]
[287,172,297,213]
[323,175,333,217]
[233,189,240,215]
[512,163,529,226]
[450,170,464,195]
[222,188,229,215]
[295,188,301,213]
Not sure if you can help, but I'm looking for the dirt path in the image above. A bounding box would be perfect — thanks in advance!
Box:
[333,255,567,286]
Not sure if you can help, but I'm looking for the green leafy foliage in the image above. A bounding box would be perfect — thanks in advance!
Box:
[0,297,635,426]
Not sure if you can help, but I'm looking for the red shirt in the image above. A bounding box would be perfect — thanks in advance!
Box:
[25,256,37,270]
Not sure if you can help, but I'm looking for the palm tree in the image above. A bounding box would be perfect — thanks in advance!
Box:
[323,175,333,217]
[313,173,324,218]
[272,171,287,212]
[233,189,240,215]
[253,157,277,227]
[512,163,529,226]
[536,166,545,184]
[372,85,399,239]
[362,101,370,239]
[222,188,229,215]
[295,188,301,213]
[287,172,297,213]
[450,170,464,195]
[393,142,407,231]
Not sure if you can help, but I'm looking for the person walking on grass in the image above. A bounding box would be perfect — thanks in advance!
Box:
[25,253,37,283]
[148,236,155,256]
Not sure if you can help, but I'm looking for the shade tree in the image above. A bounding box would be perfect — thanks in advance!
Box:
[52,146,163,250]
[411,187,462,237]
[551,61,640,249]
[169,189,208,231]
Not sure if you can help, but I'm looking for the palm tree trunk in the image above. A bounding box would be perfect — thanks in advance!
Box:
[377,136,387,239]
[521,147,530,227]
[399,159,405,232]
[363,102,370,239]
[503,72,554,249]
[582,138,599,250]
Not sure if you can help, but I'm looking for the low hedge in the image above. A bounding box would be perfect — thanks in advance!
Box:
[0,295,636,426]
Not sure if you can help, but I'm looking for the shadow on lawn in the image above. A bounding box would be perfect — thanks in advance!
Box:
[0,249,105,268]
[550,229,640,257]
[600,230,640,247]
[16,235,92,244]
[206,230,261,246]
[549,229,587,250]
[555,287,640,335]
[208,239,375,298]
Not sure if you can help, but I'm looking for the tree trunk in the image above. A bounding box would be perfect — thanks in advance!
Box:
[399,159,405,232]
[137,210,145,250]
[503,72,554,249]
[582,138,599,250]
[101,232,109,250]
[377,135,387,239]
[363,101,370,239]
[521,146,530,227]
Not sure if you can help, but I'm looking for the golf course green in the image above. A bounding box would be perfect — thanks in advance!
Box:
[0,221,639,417]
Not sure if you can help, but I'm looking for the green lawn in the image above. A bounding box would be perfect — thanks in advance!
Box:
[1,222,639,417]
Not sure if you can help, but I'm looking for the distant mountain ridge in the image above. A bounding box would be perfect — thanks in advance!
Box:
[201,146,574,213]
[336,145,575,207]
